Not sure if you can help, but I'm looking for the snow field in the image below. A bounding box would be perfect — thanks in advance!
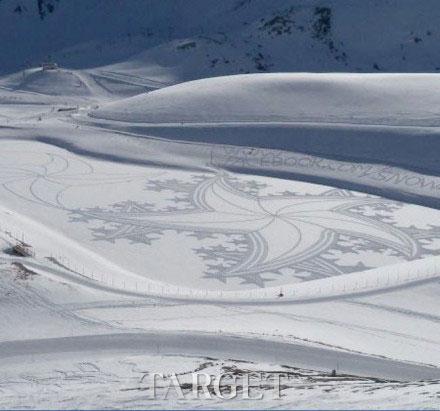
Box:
[1,203,440,303]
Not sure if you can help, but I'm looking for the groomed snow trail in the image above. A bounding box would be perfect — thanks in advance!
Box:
[1,332,440,382]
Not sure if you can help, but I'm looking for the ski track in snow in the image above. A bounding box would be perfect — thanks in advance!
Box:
[1,332,440,382]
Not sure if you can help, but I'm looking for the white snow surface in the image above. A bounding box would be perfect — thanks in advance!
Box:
[91,73,440,125]
[5,2,440,407]
[2,64,440,408]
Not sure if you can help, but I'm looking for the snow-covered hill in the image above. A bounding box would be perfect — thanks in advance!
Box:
[88,72,440,205]
[3,1,440,409]
[91,72,440,125]
[3,0,440,80]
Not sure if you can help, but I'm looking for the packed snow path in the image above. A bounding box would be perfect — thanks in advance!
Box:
[2,332,440,382]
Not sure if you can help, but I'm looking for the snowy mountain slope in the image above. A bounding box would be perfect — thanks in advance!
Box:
[1,238,440,409]
[88,72,440,203]
[1,329,439,408]
[91,72,440,125]
[3,0,440,79]
[3,1,440,408]
[2,87,440,408]
[10,69,96,101]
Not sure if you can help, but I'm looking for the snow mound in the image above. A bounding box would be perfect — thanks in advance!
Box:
[17,68,92,97]
[91,73,440,125]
